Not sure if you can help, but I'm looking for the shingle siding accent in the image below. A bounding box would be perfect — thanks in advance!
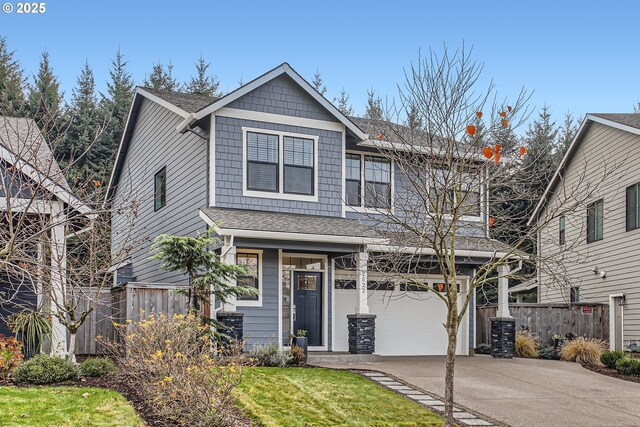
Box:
[111,99,208,284]
[227,74,338,122]
[215,116,343,216]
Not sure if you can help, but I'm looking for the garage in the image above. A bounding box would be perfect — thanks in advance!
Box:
[332,272,470,356]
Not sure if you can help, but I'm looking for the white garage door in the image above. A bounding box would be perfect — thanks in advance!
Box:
[333,276,469,356]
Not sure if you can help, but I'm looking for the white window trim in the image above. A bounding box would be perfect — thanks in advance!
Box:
[431,168,485,223]
[343,150,394,214]
[236,248,263,307]
[242,126,319,203]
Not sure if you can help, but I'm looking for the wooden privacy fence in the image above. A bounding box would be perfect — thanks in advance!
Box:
[476,303,609,346]
[75,282,189,355]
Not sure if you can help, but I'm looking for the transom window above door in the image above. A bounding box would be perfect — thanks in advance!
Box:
[243,128,318,202]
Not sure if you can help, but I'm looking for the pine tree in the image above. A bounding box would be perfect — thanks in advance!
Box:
[557,112,577,157]
[90,49,135,185]
[143,62,180,91]
[186,55,220,97]
[59,61,100,187]
[406,103,422,130]
[312,68,327,96]
[28,51,62,140]
[334,88,353,116]
[365,89,383,120]
[0,36,27,116]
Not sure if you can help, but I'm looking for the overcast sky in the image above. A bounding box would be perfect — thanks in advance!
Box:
[2,0,639,131]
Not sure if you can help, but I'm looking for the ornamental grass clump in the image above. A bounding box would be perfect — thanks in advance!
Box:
[515,330,539,358]
[559,337,606,366]
[103,312,245,426]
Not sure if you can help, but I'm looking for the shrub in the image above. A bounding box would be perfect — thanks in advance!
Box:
[475,343,491,355]
[13,354,79,384]
[290,345,306,365]
[248,342,293,367]
[601,350,625,369]
[104,312,244,426]
[0,335,24,380]
[515,331,539,358]
[538,346,560,360]
[80,357,116,377]
[615,357,640,376]
[559,337,606,366]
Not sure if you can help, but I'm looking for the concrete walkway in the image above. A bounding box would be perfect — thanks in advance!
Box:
[314,355,640,427]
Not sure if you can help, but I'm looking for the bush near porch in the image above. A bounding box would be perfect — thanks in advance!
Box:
[235,367,443,426]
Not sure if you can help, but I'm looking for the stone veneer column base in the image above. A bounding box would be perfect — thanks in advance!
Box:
[347,314,376,354]
[490,317,516,358]
[217,312,244,348]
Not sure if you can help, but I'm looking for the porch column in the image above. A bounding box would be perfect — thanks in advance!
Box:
[221,239,237,312]
[49,205,68,356]
[491,264,515,358]
[348,251,376,354]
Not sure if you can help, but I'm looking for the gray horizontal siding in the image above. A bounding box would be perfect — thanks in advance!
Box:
[111,98,208,284]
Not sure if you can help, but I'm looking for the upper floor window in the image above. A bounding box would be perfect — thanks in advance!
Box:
[345,153,391,209]
[626,183,640,231]
[154,167,166,211]
[586,199,603,243]
[559,216,566,245]
[243,128,317,201]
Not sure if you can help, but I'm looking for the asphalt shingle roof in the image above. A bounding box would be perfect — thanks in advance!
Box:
[0,116,71,192]
[141,87,219,114]
[201,207,381,239]
[591,113,640,129]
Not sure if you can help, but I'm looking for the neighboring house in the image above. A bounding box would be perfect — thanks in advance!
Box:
[531,113,640,351]
[106,63,511,356]
[0,116,92,354]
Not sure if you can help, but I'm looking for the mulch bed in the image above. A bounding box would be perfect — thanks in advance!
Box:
[583,365,640,384]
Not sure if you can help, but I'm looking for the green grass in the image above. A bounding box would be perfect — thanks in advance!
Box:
[0,386,144,426]
[236,367,443,426]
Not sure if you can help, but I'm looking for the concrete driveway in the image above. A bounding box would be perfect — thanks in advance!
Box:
[314,355,640,427]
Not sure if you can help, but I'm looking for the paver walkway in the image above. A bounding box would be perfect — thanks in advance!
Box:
[315,355,640,427]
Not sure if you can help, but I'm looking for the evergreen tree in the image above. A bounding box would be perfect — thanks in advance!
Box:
[334,88,353,116]
[59,61,100,187]
[365,88,383,120]
[90,49,134,185]
[557,112,578,157]
[0,36,27,116]
[186,55,220,97]
[28,51,62,139]
[143,62,180,91]
[312,68,327,96]
[406,103,422,130]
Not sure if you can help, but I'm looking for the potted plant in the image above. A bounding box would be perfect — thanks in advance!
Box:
[552,334,565,349]
[291,329,308,362]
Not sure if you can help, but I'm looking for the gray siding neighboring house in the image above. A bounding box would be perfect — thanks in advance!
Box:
[533,114,640,350]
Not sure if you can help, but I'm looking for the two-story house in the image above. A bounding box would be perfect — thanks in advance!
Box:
[106,63,509,356]
[531,113,640,352]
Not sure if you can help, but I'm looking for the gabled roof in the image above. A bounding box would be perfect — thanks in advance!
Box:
[139,87,220,115]
[528,113,640,226]
[0,116,92,216]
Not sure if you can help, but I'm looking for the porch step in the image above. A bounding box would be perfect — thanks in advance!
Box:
[307,352,382,364]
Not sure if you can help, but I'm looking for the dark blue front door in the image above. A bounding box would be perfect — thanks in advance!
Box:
[293,271,322,346]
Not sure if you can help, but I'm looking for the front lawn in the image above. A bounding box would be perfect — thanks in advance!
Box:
[0,386,144,427]
[236,367,443,426]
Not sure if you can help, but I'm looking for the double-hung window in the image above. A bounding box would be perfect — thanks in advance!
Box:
[586,199,604,243]
[345,153,392,209]
[244,129,317,200]
[626,183,640,231]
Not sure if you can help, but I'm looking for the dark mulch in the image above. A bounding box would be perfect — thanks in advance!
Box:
[583,365,640,384]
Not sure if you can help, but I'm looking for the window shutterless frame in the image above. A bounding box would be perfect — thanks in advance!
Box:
[236,249,263,307]
[344,150,393,212]
[626,183,640,231]
[154,166,167,211]
[559,216,566,245]
[586,199,604,243]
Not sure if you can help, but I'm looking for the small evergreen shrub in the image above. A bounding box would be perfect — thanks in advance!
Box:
[13,354,79,384]
[80,357,117,377]
[515,331,539,358]
[247,342,293,367]
[559,337,606,366]
[538,346,560,360]
[615,357,640,376]
[474,343,491,355]
[600,350,625,369]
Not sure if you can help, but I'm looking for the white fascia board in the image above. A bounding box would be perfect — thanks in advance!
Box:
[199,209,223,234]
[176,113,196,134]
[216,107,345,132]
[213,226,386,245]
[137,87,190,118]
[107,258,132,273]
[367,244,527,260]
[357,138,485,161]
